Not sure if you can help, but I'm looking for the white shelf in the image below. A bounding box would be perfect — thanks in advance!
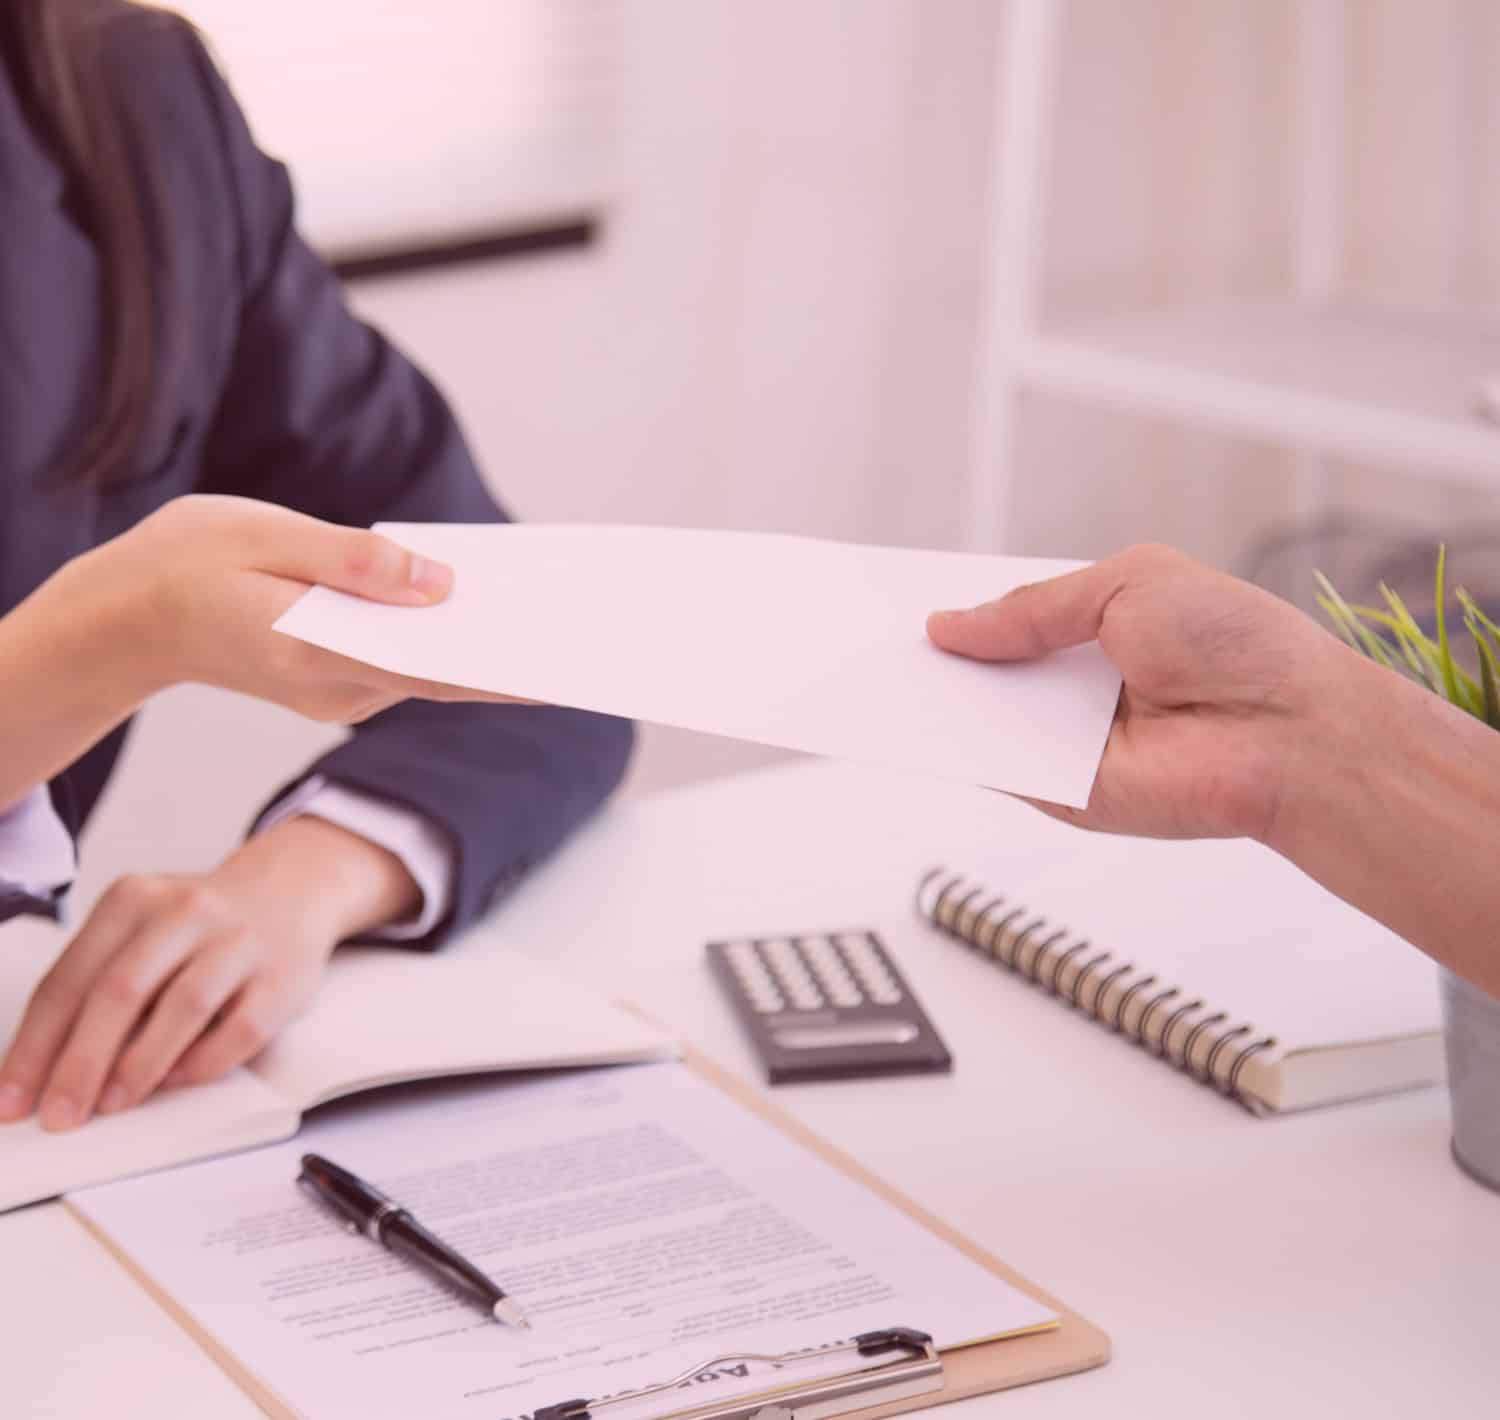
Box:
[1014,302,1500,488]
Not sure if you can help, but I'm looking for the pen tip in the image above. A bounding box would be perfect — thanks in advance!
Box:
[493,1297,531,1330]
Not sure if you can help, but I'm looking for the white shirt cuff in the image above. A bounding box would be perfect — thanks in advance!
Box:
[255,776,455,941]
[0,786,76,898]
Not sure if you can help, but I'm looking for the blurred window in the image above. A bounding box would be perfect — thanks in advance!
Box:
[174,0,618,259]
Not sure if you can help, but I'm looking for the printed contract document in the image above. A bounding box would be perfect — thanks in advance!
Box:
[72,1063,1056,1420]
[274,524,1122,807]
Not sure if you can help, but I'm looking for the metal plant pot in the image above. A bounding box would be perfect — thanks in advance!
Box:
[1439,967,1500,1193]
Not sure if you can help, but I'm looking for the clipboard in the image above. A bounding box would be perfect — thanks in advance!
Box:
[661,1048,1110,1418]
[66,1048,1108,1419]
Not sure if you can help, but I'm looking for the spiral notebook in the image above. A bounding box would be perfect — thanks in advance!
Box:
[916,832,1445,1115]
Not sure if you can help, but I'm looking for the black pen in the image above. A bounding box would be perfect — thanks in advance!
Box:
[297,1152,530,1330]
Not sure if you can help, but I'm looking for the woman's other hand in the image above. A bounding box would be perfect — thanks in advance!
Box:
[0,815,417,1129]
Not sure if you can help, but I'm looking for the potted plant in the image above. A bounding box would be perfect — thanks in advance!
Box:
[1318,548,1500,1192]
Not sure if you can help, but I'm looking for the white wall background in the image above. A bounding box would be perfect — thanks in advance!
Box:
[344,0,998,552]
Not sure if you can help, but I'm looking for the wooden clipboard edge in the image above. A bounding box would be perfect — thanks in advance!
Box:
[674,1043,1111,1415]
[64,1198,291,1419]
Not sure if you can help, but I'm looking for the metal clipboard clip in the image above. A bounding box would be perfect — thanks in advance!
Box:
[534,1326,940,1420]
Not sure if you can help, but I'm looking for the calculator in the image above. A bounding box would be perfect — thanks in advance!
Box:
[706,930,952,1084]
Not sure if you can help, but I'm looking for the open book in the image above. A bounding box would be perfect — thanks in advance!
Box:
[1,925,675,1213]
[918,828,1444,1115]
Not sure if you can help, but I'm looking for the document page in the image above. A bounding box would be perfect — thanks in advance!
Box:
[72,1063,1055,1420]
[274,524,1122,808]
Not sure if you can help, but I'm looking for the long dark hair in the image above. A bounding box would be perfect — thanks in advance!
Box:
[4,0,157,487]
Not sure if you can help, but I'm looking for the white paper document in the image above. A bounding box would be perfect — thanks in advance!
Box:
[72,1063,1055,1420]
[274,525,1122,807]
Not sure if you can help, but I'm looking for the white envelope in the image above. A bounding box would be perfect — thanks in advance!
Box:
[274,524,1121,807]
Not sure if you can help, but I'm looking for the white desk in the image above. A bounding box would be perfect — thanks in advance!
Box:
[7,761,1496,1417]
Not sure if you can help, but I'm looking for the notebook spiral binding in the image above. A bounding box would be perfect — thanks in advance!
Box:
[916,868,1277,1112]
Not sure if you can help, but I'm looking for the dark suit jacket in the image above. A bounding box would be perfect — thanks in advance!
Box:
[0,12,633,941]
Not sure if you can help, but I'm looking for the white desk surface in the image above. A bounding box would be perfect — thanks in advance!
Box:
[7,760,1496,1418]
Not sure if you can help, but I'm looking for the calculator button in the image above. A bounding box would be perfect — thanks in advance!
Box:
[769,960,817,989]
[743,983,784,1008]
[772,977,820,1005]
[806,948,860,994]
[731,958,785,1013]
[774,1022,921,1050]
[839,941,904,1002]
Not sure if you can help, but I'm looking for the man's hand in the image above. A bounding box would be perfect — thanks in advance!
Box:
[927,543,1369,843]
[0,816,419,1130]
[926,542,1500,999]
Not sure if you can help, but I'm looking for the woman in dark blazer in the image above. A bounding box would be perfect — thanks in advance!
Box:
[0,1,632,1131]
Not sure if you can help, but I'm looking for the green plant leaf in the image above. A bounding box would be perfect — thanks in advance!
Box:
[1316,594,1365,653]
[1316,558,1496,719]
[1349,598,1438,689]
[1314,574,1397,669]
[1435,544,1462,705]
[1382,580,1483,713]
[1371,586,1439,658]
[1458,586,1500,644]
[1317,597,1396,668]
[1469,613,1500,729]
[1456,587,1500,729]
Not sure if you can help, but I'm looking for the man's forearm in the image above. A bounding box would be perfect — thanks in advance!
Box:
[1268,656,1500,997]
